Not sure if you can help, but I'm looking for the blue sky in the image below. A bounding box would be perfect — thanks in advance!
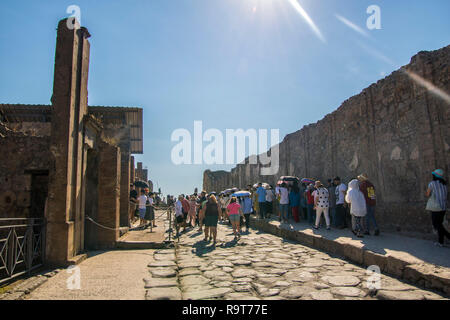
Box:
[1,0,449,196]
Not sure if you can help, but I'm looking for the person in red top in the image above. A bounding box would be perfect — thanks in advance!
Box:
[305,184,316,225]
[358,174,380,236]
[227,197,243,240]
[181,195,191,231]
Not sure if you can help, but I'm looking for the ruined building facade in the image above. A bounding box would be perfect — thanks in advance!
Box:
[204,45,450,237]
[0,18,143,266]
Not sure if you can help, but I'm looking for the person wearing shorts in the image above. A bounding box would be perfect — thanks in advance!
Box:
[227,197,242,240]
[137,189,147,227]
[203,195,220,244]
[174,195,184,237]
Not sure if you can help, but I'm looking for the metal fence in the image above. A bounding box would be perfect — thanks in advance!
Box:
[0,218,46,285]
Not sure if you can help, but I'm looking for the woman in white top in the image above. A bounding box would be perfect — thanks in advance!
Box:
[345,179,367,237]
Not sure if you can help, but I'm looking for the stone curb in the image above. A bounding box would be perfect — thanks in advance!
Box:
[250,217,450,296]
[0,269,62,300]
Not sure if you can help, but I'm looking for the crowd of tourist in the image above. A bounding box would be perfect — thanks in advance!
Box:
[152,168,448,247]
[129,184,158,228]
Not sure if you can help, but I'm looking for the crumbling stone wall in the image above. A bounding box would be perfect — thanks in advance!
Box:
[204,45,450,236]
[0,123,51,218]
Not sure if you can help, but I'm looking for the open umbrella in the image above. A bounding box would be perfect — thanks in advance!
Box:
[301,178,315,184]
[253,182,270,189]
[280,176,299,182]
[231,190,251,197]
[223,188,234,195]
[134,180,149,188]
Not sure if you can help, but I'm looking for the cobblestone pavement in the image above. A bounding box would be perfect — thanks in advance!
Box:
[145,217,449,300]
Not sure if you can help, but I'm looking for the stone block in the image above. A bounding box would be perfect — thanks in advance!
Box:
[342,243,364,265]
[363,250,388,272]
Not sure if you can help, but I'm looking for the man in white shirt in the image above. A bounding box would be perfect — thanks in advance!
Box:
[333,177,347,229]
[265,187,274,218]
[279,183,289,223]
[138,190,148,227]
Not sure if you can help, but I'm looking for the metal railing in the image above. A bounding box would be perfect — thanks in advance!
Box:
[0,218,46,285]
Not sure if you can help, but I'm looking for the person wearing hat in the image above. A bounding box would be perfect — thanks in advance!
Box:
[312,181,330,230]
[426,169,449,247]
[358,174,380,236]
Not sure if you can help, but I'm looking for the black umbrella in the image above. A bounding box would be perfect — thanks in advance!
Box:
[134,180,149,188]
[280,176,299,182]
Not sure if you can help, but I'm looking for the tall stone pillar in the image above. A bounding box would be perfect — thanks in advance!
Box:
[120,151,131,227]
[97,142,121,248]
[130,156,135,183]
[45,18,91,266]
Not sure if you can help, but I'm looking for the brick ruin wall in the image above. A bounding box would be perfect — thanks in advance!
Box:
[0,122,52,218]
[203,46,450,236]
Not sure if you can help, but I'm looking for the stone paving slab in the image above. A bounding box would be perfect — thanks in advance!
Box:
[250,216,450,295]
[143,219,450,301]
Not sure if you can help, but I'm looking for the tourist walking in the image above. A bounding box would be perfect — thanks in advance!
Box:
[426,169,449,247]
[327,179,337,227]
[129,184,138,225]
[252,187,259,219]
[358,173,380,236]
[256,183,267,219]
[241,194,253,233]
[137,189,147,227]
[145,192,156,228]
[289,184,301,222]
[278,183,290,223]
[203,195,220,244]
[174,195,184,238]
[305,184,316,224]
[300,183,307,220]
[227,197,243,240]
[345,179,367,237]
[197,191,207,231]
[181,194,190,232]
[219,194,228,223]
[334,177,347,229]
[265,186,275,218]
[312,181,330,230]
[188,195,197,227]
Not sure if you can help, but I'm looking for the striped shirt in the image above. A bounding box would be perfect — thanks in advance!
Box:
[428,181,447,211]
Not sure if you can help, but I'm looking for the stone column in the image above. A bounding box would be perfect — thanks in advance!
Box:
[45,18,90,266]
[97,141,121,248]
[130,156,135,183]
[120,151,131,227]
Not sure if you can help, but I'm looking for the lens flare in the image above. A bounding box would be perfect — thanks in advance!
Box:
[288,0,326,43]
[404,70,450,105]
[335,14,369,38]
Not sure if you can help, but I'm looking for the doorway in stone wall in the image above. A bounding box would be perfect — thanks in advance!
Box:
[26,170,49,219]
[84,149,99,250]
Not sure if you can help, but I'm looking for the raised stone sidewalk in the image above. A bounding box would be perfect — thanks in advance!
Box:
[249,216,450,295]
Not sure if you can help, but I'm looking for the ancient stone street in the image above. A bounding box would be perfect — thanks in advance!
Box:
[2,210,447,300]
[144,213,449,300]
